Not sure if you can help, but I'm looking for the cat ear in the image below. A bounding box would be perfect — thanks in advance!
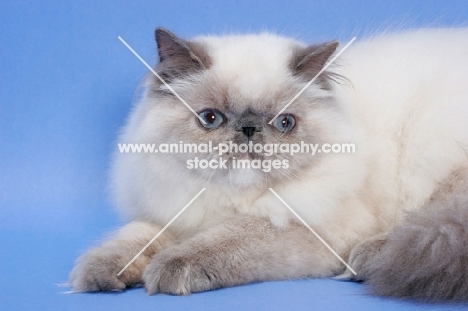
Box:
[291,41,339,86]
[154,28,210,82]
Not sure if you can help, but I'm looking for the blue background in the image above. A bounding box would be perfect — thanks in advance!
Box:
[1,1,468,310]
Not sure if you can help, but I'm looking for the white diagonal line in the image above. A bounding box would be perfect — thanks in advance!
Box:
[117,188,206,276]
[268,188,357,275]
[268,37,356,124]
[118,36,207,124]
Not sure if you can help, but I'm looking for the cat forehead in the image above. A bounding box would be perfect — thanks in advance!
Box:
[195,33,301,72]
[193,34,303,97]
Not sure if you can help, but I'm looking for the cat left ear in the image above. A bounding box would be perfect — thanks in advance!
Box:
[154,28,210,82]
[291,41,339,85]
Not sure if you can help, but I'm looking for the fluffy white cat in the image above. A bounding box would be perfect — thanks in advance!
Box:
[70,28,468,301]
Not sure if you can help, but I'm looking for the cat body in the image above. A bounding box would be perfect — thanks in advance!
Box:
[70,28,468,300]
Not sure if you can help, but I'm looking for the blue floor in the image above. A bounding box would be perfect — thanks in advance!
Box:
[2,1,468,310]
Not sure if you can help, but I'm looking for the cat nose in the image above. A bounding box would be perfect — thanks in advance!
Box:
[241,126,261,138]
[242,126,255,138]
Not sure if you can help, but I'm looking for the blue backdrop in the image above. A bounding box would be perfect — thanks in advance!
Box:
[1,1,467,310]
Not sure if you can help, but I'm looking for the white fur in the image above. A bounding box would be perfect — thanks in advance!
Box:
[110,28,468,256]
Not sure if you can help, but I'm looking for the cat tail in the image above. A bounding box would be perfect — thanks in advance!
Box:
[364,189,468,301]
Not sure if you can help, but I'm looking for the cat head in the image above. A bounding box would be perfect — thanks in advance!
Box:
[124,28,348,190]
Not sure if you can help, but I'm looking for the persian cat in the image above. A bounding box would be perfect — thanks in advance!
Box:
[70,27,468,301]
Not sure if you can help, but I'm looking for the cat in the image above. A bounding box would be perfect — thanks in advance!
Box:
[69,27,468,301]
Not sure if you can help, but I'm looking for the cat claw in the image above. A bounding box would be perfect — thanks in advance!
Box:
[60,290,81,294]
[331,270,355,281]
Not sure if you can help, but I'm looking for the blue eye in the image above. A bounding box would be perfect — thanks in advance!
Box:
[273,114,296,133]
[198,109,226,129]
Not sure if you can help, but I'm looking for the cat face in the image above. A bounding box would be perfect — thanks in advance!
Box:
[135,28,342,189]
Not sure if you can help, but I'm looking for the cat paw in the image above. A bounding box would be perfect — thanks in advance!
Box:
[69,248,142,292]
[345,234,388,281]
[144,251,213,295]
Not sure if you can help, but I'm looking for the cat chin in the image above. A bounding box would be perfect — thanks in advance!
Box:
[201,167,265,189]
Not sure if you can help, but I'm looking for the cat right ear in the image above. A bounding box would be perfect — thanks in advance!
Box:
[154,28,210,82]
[291,41,339,88]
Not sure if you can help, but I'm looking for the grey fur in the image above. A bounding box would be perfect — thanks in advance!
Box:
[348,169,468,301]
[144,216,343,295]
[70,217,344,295]
[346,233,388,282]
[70,222,174,292]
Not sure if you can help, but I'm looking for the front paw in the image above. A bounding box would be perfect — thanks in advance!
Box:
[144,251,214,295]
[69,248,143,292]
[347,233,388,281]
